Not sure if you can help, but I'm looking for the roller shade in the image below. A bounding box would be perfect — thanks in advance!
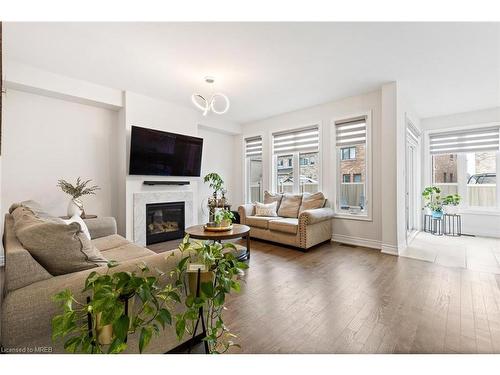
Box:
[429,127,500,155]
[245,136,262,157]
[335,117,367,146]
[273,126,319,154]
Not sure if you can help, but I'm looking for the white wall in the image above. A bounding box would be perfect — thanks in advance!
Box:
[2,89,120,222]
[239,90,384,247]
[420,106,500,238]
[123,91,241,241]
[198,126,237,224]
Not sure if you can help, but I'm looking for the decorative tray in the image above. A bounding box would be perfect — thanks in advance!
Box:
[204,224,233,232]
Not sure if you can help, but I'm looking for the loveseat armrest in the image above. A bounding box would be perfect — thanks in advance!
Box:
[299,207,335,225]
[84,217,117,239]
[238,204,255,225]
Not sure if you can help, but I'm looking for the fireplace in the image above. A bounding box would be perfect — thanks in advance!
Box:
[146,202,185,245]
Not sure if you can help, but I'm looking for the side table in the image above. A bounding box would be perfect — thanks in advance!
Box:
[443,214,462,236]
[423,214,443,236]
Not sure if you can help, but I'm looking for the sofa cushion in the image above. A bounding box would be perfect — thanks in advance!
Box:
[277,193,303,218]
[92,234,131,252]
[12,206,108,276]
[268,218,299,234]
[104,243,156,263]
[264,191,283,210]
[246,215,283,229]
[299,192,326,213]
[255,201,278,217]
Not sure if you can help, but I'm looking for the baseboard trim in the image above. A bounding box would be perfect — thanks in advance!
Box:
[332,234,381,250]
[381,243,399,256]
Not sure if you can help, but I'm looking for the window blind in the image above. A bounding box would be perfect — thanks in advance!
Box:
[272,126,319,154]
[335,117,367,147]
[429,127,500,155]
[245,136,263,157]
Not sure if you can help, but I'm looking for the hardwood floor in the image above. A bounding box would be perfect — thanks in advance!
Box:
[155,238,500,354]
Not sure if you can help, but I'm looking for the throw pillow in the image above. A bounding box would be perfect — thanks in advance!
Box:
[255,201,278,217]
[62,214,92,240]
[277,193,303,218]
[264,191,283,211]
[299,192,326,213]
[12,207,107,276]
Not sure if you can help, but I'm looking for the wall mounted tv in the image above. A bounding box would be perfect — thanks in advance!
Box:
[129,126,203,177]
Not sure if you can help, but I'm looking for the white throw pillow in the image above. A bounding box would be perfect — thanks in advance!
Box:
[63,214,91,240]
[255,201,278,217]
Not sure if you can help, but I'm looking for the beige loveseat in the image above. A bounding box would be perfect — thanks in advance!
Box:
[238,192,334,250]
[1,207,188,354]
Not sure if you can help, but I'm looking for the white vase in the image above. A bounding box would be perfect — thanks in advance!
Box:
[67,198,83,217]
[423,207,432,215]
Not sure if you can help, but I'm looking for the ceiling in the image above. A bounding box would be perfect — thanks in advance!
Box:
[4,22,500,124]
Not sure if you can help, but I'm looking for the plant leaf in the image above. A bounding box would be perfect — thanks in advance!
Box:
[112,315,130,341]
[139,326,152,354]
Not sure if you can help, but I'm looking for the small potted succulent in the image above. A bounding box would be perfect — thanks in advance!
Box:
[422,186,443,218]
[443,194,461,215]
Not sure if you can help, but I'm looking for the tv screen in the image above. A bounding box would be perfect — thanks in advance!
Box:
[129,126,203,177]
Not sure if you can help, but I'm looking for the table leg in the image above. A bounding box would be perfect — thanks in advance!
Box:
[246,234,251,260]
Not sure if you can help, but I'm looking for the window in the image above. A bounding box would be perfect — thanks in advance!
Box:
[245,136,263,203]
[335,116,369,216]
[466,151,496,207]
[341,147,356,160]
[273,126,320,194]
[430,126,500,210]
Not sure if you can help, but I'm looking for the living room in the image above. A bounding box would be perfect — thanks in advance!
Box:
[1,2,500,373]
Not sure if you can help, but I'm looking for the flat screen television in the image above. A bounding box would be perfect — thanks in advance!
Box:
[129,126,203,177]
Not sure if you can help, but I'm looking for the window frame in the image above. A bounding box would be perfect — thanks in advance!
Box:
[331,111,373,221]
[271,124,322,194]
[243,134,264,204]
[424,122,500,214]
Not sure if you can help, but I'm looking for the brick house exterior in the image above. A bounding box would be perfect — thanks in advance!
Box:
[339,144,365,182]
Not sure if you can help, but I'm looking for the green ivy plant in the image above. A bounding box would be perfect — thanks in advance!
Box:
[443,194,461,206]
[52,261,181,354]
[174,235,248,354]
[422,186,443,212]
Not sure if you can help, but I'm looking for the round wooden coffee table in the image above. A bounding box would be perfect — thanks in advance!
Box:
[185,224,251,260]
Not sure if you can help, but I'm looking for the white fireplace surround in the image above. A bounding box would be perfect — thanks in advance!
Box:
[133,190,194,246]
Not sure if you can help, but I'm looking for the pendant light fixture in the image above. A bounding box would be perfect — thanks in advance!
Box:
[191,76,230,116]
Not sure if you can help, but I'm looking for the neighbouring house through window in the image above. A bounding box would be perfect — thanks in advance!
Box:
[273,126,320,194]
[335,115,369,216]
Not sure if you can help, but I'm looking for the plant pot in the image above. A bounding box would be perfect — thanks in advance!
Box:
[432,210,443,219]
[67,198,84,217]
[443,205,458,215]
[220,219,231,228]
[423,207,432,215]
[95,313,113,345]
[188,270,215,297]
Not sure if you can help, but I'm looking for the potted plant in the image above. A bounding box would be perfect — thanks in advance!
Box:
[443,194,461,215]
[214,209,235,228]
[174,235,248,354]
[52,261,180,354]
[57,177,100,217]
[422,186,443,218]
